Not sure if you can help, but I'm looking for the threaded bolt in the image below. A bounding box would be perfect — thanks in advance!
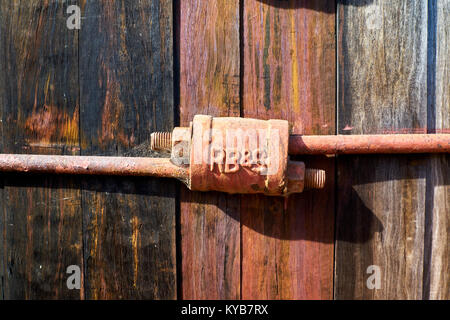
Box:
[304,169,326,190]
[150,132,172,152]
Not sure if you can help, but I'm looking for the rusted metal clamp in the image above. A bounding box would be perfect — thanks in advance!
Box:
[0,115,449,197]
[151,115,325,196]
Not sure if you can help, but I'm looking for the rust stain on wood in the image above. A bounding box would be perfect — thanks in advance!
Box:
[131,216,140,288]
[98,68,130,148]
[24,104,79,147]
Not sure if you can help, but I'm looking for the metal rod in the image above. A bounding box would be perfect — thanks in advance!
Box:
[289,134,450,155]
[0,154,188,179]
[0,134,448,179]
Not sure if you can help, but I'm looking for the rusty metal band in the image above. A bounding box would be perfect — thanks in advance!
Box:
[0,154,188,180]
[289,134,450,155]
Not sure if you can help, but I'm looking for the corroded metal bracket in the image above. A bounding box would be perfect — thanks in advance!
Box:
[152,115,324,196]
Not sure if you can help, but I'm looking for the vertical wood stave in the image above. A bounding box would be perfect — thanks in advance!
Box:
[79,0,176,299]
[241,0,336,299]
[336,0,449,299]
[424,0,449,300]
[0,0,82,299]
[179,0,241,299]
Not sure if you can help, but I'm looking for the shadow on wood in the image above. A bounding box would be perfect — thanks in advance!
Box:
[0,174,175,198]
[3,153,447,246]
[255,0,373,12]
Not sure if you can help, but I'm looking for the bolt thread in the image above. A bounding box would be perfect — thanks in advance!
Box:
[304,169,326,190]
[150,132,172,152]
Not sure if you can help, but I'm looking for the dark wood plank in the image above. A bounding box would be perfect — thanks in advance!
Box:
[0,0,82,299]
[336,0,448,299]
[81,176,176,299]
[79,0,176,299]
[2,176,83,299]
[179,0,241,299]
[241,0,336,299]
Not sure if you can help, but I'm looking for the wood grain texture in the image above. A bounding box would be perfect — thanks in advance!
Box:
[81,177,176,299]
[2,176,82,299]
[241,0,335,299]
[336,0,449,299]
[79,0,176,299]
[0,0,82,299]
[179,0,241,299]
[424,0,449,300]
[338,0,427,135]
[336,155,427,299]
[179,0,241,121]
[424,155,449,300]
[243,0,335,134]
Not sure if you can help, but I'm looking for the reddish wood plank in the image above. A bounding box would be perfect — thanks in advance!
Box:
[179,0,241,299]
[241,0,336,299]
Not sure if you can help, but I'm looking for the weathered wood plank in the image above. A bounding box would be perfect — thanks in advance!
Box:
[241,0,336,299]
[2,176,83,299]
[336,155,427,299]
[79,0,176,299]
[338,0,427,135]
[81,176,176,299]
[424,0,449,300]
[336,0,448,299]
[243,0,335,133]
[0,0,82,299]
[424,155,449,300]
[179,0,241,299]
